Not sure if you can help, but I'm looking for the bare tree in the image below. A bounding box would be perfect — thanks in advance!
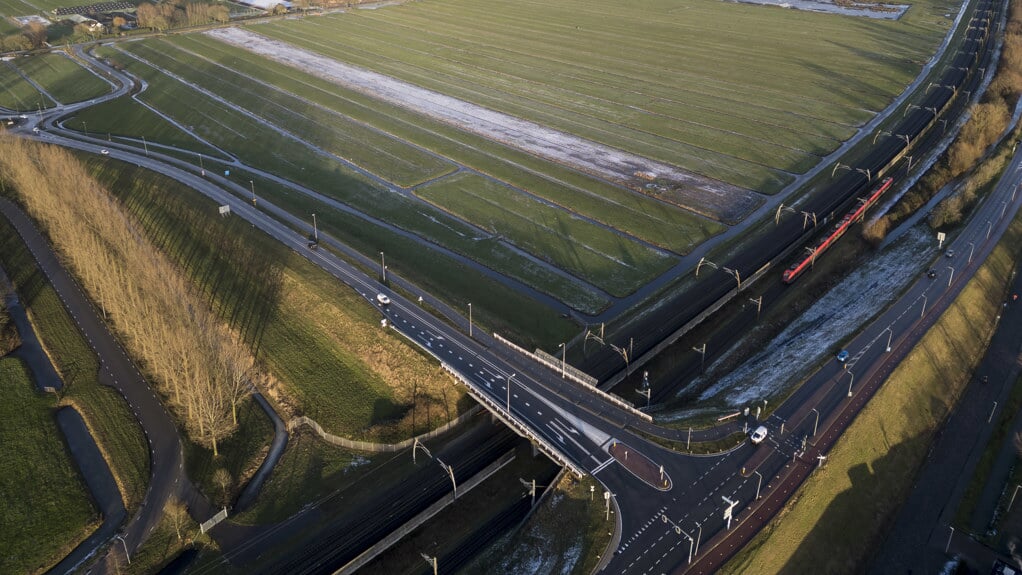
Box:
[165,498,190,541]
[213,468,232,505]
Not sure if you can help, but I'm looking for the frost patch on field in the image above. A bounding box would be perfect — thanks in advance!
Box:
[205,27,761,224]
[692,226,933,406]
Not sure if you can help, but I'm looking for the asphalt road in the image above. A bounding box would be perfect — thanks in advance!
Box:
[0,198,192,574]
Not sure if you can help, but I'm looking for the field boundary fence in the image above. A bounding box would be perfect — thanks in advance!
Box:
[494,333,651,422]
[288,406,481,453]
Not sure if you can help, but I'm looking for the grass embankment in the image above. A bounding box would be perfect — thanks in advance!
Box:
[86,159,465,442]
[0,357,99,575]
[459,472,613,575]
[0,220,150,512]
[720,206,1022,573]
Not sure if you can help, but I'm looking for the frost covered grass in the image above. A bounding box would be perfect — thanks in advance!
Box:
[691,226,933,408]
[460,473,611,575]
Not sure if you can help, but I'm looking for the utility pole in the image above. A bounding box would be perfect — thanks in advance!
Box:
[420,553,438,575]
[749,296,763,320]
[559,342,566,378]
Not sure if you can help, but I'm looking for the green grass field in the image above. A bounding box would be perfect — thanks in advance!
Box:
[11,52,111,105]
[416,171,674,296]
[86,44,614,312]
[0,357,98,575]
[253,0,954,192]
[163,33,721,255]
[0,218,150,512]
[0,0,72,17]
[0,61,54,111]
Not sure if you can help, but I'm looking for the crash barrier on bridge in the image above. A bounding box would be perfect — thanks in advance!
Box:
[337,450,517,575]
[441,362,587,478]
[494,334,653,423]
[288,406,482,453]
[200,507,228,534]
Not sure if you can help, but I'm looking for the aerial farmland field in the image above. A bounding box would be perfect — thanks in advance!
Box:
[70,0,955,320]
[10,52,111,105]
[0,61,54,111]
[249,0,955,196]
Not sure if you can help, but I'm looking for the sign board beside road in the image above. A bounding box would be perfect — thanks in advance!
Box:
[218,205,231,216]
[937,232,946,248]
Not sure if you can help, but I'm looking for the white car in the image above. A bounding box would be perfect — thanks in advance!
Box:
[376,293,391,305]
[100,149,109,155]
[750,426,768,445]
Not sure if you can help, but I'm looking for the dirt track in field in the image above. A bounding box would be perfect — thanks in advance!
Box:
[206,27,761,224]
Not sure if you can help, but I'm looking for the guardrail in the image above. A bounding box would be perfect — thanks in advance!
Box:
[494,333,653,422]
[441,363,586,478]
[200,507,228,534]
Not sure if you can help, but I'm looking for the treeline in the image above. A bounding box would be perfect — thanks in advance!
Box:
[1,22,45,52]
[0,137,256,455]
[864,0,1022,242]
[136,0,231,31]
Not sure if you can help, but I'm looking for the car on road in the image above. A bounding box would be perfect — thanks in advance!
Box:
[100,149,109,155]
[376,293,391,305]
[750,426,768,444]
[946,249,954,258]
[836,349,850,363]
[927,268,937,279]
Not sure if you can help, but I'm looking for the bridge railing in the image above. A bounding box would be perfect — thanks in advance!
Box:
[495,333,652,423]
[441,363,586,478]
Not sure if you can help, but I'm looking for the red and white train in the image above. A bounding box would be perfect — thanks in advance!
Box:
[782,177,894,284]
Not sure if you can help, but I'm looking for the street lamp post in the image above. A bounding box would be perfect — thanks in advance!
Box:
[249,180,256,206]
[811,408,819,437]
[1009,484,1022,512]
[694,343,707,373]
[945,525,954,553]
[694,522,702,556]
[506,373,515,413]
[883,327,892,352]
[847,370,854,397]
[114,534,130,564]
[988,220,993,239]
[753,470,763,500]
[968,242,975,263]
[380,251,386,283]
[142,135,148,157]
[468,302,472,338]
[559,343,566,378]
[921,294,928,318]
[312,213,318,243]
[947,266,955,287]
[749,296,763,320]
